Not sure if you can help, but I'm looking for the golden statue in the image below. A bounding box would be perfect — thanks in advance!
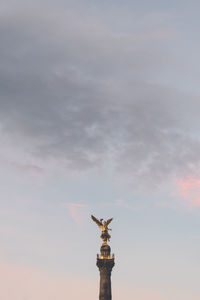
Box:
[91,215,113,245]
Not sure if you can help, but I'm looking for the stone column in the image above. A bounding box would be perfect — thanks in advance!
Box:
[97,244,115,300]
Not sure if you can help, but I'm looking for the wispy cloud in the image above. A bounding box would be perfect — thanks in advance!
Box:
[64,202,87,223]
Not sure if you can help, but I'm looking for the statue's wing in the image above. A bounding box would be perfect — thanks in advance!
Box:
[91,215,102,228]
[106,218,113,225]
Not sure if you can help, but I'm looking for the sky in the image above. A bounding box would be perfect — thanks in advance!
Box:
[1,0,200,299]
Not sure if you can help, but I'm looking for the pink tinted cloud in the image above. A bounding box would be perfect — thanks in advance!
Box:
[64,202,87,223]
[174,177,200,207]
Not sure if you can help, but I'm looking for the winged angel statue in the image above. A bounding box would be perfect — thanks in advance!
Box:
[91,215,113,245]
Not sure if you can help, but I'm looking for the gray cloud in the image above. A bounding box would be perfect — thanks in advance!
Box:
[1,2,200,186]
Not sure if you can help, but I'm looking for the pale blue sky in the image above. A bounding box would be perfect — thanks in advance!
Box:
[1,1,200,299]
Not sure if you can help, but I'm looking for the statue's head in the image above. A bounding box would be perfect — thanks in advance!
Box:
[103,221,106,226]
[100,218,103,223]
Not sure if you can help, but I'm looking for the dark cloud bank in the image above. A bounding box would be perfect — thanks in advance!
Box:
[1,2,200,186]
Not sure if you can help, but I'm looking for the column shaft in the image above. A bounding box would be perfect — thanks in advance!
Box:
[99,268,112,300]
[97,258,114,300]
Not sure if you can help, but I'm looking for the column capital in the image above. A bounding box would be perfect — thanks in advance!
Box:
[97,257,115,273]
